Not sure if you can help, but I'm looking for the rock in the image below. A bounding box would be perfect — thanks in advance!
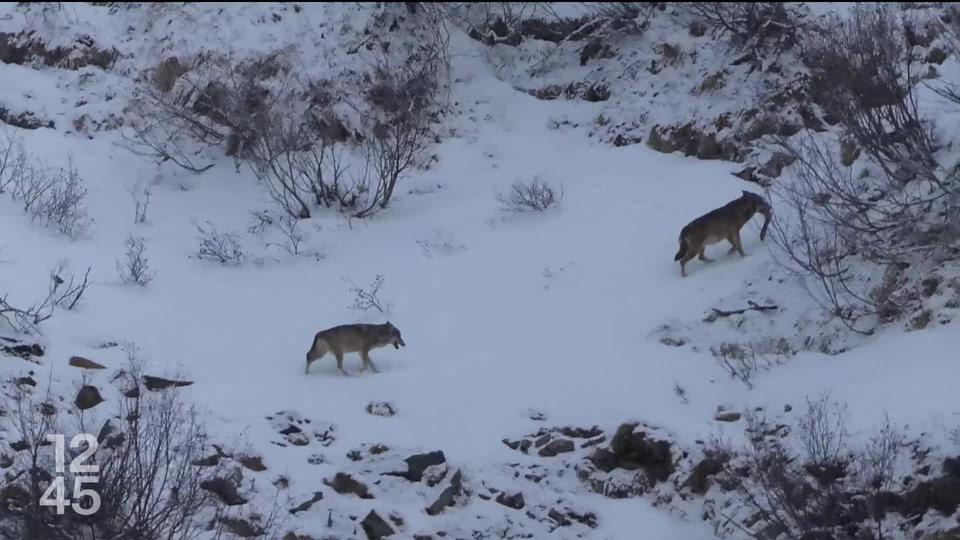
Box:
[75,385,105,410]
[891,167,917,184]
[153,56,189,93]
[590,423,674,482]
[69,356,106,369]
[759,152,796,178]
[534,433,553,448]
[200,478,247,506]
[9,440,29,452]
[361,510,395,540]
[0,485,31,508]
[0,337,44,359]
[324,472,373,499]
[921,276,941,298]
[124,386,140,399]
[422,463,448,487]
[559,426,603,439]
[538,438,575,457]
[0,454,12,468]
[683,453,731,495]
[40,401,56,416]
[222,517,262,538]
[192,454,221,467]
[495,491,525,510]
[366,401,397,417]
[143,375,193,391]
[732,166,756,183]
[714,411,742,422]
[425,469,463,516]
[239,455,267,472]
[16,376,36,387]
[289,491,323,515]
[388,451,446,482]
[548,508,598,528]
[840,138,860,166]
[526,408,547,421]
[927,47,948,65]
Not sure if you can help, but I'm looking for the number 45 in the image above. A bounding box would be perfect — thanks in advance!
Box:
[39,476,101,516]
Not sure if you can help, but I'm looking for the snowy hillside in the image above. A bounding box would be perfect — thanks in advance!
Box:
[1,3,959,540]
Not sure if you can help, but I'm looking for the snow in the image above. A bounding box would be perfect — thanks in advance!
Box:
[2,3,959,539]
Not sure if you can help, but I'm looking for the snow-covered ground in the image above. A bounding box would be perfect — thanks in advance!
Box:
[2,3,959,539]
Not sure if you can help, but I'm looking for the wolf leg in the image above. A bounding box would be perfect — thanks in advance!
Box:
[359,350,379,373]
[334,350,350,376]
[732,231,746,256]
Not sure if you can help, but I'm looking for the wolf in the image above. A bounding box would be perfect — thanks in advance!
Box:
[305,322,406,376]
[674,190,772,277]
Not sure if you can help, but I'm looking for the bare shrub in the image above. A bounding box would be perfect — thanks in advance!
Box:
[683,3,806,55]
[8,157,90,239]
[797,394,849,471]
[87,354,219,539]
[346,274,392,314]
[267,215,309,257]
[716,401,914,540]
[1,262,91,333]
[128,183,152,224]
[120,115,215,173]
[351,49,443,218]
[116,235,153,286]
[0,128,26,194]
[0,347,256,539]
[496,178,563,212]
[711,340,791,389]
[247,116,360,220]
[804,4,938,183]
[194,222,244,266]
[768,5,955,328]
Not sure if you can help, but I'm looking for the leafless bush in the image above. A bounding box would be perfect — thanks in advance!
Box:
[719,401,908,540]
[769,131,953,330]
[797,394,849,470]
[7,157,90,239]
[120,115,215,173]
[804,4,937,183]
[194,221,244,266]
[0,349,248,539]
[346,274,392,314]
[267,215,308,257]
[1,262,91,333]
[87,355,220,540]
[683,3,806,55]
[116,235,153,286]
[0,129,26,194]
[351,49,443,218]
[128,183,152,224]
[711,341,790,389]
[247,116,360,220]
[496,178,563,212]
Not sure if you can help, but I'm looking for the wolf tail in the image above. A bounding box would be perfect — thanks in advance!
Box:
[674,236,687,261]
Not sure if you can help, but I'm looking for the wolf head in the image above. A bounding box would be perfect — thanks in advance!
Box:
[384,321,406,349]
[741,190,772,241]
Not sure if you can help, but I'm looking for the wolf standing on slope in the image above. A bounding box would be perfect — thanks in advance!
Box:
[305,322,406,376]
[674,190,772,277]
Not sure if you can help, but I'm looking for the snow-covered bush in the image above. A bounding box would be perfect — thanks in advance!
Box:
[0,262,91,334]
[194,222,245,266]
[116,235,153,286]
[496,177,563,212]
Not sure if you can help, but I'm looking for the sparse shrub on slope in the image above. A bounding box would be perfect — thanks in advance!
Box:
[769,4,958,333]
